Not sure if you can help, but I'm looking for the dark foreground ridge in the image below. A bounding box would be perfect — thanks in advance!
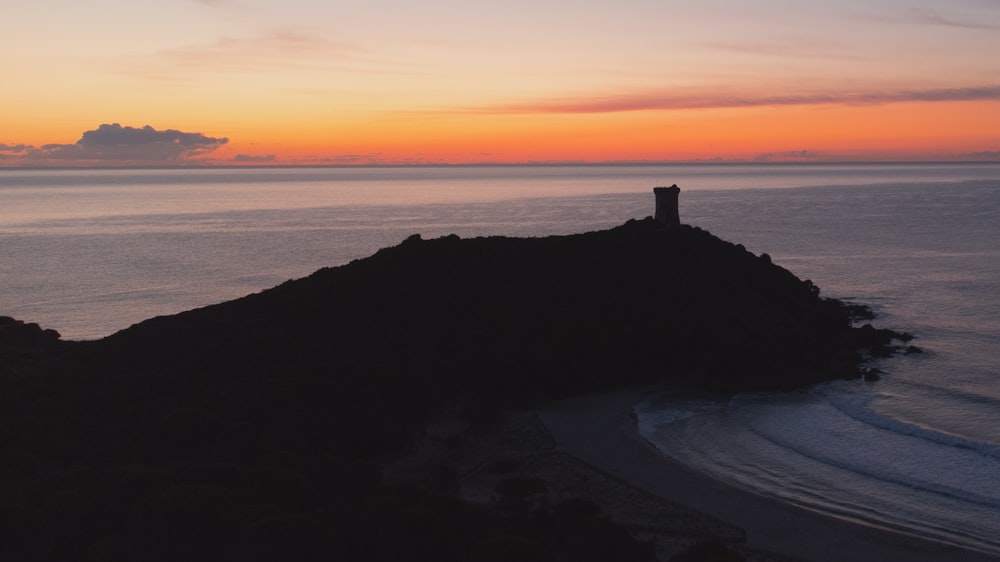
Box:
[104,216,906,394]
[0,200,913,561]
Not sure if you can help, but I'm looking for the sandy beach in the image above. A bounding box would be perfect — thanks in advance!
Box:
[538,388,1000,562]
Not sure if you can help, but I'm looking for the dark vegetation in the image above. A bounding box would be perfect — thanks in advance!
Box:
[0,218,910,560]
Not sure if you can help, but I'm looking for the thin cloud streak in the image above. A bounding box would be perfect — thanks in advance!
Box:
[162,31,359,68]
[115,29,365,82]
[754,150,824,162]
[702,38,861,60]
[233,153,276,163]
[474,85,1000,115]
[902,7,1000,29]
[856,6,1000,30]
[965,150,1000,161]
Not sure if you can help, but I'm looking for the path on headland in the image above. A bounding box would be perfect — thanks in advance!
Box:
[538,388,1000,562]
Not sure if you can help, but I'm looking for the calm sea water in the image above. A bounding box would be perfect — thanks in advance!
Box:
[3,163,1000,554]
[636,176,1000,556]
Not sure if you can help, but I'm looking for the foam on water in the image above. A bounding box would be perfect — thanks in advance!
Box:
[637,383,1000,555]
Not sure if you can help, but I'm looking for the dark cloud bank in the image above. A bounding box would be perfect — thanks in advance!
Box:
[1,124,228,165]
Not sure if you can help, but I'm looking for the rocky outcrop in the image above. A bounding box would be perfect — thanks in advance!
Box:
[0,316,60,347]
[0,316,60,380]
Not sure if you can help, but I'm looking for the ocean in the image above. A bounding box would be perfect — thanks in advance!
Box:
[2,163,1000,555]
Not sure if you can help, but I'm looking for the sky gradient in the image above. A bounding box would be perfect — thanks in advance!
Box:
[3,0,1000,166]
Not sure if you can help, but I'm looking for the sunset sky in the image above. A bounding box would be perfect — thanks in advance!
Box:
[3,0,1000,166]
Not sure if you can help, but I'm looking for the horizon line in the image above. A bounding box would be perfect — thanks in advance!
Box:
[4,159,1000,172]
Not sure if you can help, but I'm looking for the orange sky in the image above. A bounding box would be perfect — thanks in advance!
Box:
[3,1,1000,166]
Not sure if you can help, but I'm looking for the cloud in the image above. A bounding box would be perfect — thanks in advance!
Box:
[118,29,362,81]
[308,153,385,165]
[22,124,228,164]
[901,7,1000,29]
[754,150,823,162]
[703,37,859,60]
[233,153,276,163]
[0,143,33,161]
[1,143,31,158]
[856,7,1000,30]
[473,85,1000,115]
[963,150,1000,161]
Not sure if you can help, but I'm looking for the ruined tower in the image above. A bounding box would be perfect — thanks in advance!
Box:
[653,185,680,227]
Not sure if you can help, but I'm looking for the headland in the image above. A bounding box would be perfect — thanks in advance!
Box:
[0,188,963,561]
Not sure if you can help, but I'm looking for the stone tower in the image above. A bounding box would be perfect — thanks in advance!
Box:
[653,185,680,227]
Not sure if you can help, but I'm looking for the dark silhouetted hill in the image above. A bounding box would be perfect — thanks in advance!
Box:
[0,218,909,561]
[100,217,904,396]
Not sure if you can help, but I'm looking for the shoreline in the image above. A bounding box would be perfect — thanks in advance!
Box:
[538,388,1000,562]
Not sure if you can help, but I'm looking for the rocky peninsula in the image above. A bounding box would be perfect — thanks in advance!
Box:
[0,188,930,561]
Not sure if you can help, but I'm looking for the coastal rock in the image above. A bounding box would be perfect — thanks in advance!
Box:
[0,316,61,346]
[0,316,61,380]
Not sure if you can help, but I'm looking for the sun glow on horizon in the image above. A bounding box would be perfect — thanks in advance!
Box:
[2,1,1000,167]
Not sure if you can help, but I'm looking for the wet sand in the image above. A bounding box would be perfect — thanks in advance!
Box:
[538,388,1000,562]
